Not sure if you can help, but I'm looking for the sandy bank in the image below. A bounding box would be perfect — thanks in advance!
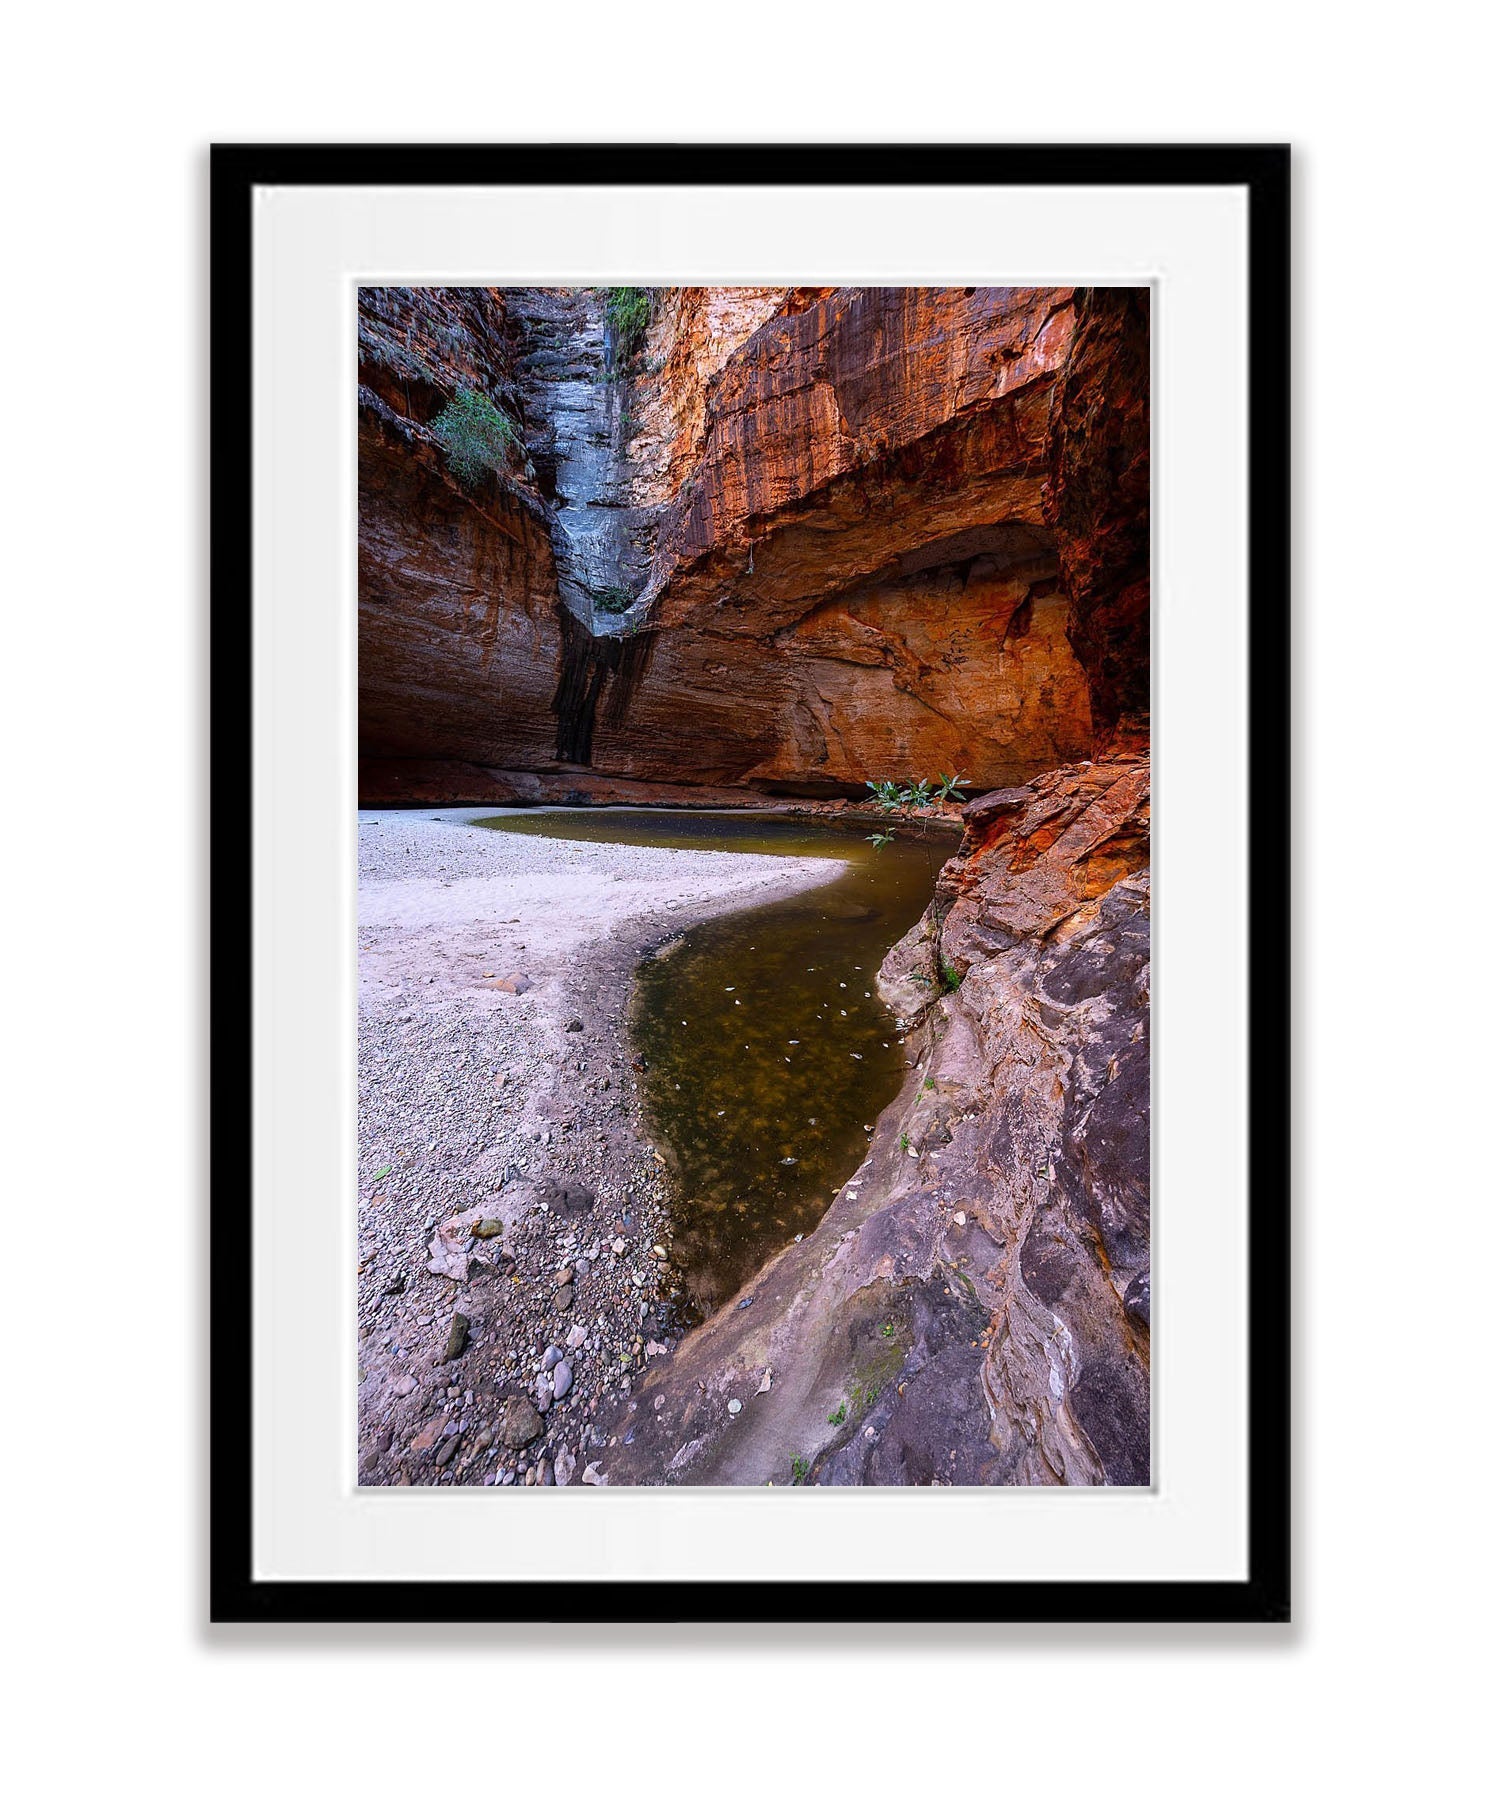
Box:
[356,808,845,1487]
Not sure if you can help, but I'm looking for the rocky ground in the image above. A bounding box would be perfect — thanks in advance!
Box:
[594,752,1151,1488]
[355,809,841,1487]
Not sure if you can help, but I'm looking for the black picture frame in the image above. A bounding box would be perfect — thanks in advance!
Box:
[210,142,1290,1626]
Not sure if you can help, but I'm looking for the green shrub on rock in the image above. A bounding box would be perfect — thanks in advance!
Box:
[430,386,519,486]
[604,287,654,369]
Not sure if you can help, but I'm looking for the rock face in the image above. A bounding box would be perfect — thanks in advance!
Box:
[358,288,564,771]
[597,751,1150,1487]
[359,284,1153,1488]
[1043,287,1151,736]
[508,288,654,625]
[359,286,1115,798]
[600,285,1095,792]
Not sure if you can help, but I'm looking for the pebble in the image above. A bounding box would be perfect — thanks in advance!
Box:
[727,1398,742,1415]
[496,1395,544,1448]
[357,821,708,1486]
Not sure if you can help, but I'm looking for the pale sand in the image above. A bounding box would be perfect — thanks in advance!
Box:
[355,808,847,1485]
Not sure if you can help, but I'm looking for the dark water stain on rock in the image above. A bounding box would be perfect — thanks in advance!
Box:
[551,609,656,764]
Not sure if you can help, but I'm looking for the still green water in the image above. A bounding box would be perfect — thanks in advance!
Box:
[473,810,939,1313]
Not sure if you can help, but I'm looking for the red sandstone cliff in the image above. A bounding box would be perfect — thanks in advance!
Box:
[358,289,564,772]
[358,285,1140,802]
[1044,287,1151,736]
[359,283,1154,1488]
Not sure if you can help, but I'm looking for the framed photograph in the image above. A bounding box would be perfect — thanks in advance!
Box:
[212,143,1289,1623]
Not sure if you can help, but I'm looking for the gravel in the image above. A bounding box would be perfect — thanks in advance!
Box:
[354,808,843,1488]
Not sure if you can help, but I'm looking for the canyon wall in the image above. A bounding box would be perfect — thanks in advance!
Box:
[359,285,1139,802]
[1044,287,1151,737]
[359,283,1153,1488]
[581,286,1153,1487]
[358,289,564,772]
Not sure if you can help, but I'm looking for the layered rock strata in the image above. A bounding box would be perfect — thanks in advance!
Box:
[359,285,1111,797]
[358,288,564,770]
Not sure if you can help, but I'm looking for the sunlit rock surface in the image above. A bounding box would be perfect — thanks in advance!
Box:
[358,285,1098,795]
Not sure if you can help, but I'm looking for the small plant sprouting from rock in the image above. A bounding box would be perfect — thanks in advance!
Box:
[827,1402,847,1426]
[790,1454,811,1485]
[429,387,520,487]
[864,773,970,852]
[603,286,654,370]
[592,583,636,616]
[940,958,964,993]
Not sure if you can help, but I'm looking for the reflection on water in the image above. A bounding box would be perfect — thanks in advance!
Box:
[473,810,939,1314]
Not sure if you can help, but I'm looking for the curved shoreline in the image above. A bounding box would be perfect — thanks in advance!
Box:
[356,807,848,1487]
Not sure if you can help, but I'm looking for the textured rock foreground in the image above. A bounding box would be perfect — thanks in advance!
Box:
[596,750,1149,1486]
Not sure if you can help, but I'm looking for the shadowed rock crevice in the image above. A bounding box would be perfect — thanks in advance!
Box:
[1044,286,1151,738]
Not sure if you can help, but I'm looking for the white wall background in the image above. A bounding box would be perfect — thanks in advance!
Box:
[4,4,1494,1795]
